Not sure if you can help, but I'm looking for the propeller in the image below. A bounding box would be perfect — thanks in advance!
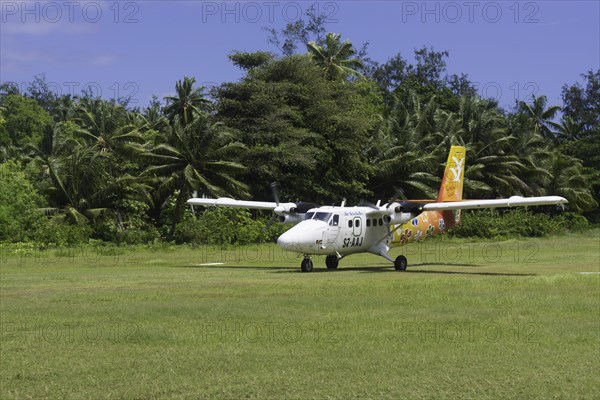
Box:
[293,202,320,213]
[270,182,280,206]
[387,187,406,204]
[359,199,379,209]
[386,187,435,213]
[264,182,282,232]
[263,215,280,232]
[263,182,321,231]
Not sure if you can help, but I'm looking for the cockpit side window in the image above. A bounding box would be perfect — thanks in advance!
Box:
[329,214,339,226]
[305,212,315,220]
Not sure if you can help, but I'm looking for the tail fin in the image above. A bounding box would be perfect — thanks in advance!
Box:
[437,146,465,202]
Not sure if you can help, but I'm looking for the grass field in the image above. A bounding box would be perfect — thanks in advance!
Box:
[1,231,599,399]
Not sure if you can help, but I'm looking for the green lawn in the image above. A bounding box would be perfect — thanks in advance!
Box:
[1,231,599,399]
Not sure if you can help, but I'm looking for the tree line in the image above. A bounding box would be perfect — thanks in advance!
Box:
[1,13,598,245]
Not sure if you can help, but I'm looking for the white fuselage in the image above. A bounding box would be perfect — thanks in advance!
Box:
[276,206,404,257]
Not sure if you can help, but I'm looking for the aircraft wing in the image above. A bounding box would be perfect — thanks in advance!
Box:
[187,197,296,211]
[421,196,568,211]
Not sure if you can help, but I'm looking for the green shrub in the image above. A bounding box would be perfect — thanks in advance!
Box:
[93,217,161,245]
[449,211,494,238]
[555,212,591,232]
[0,161,45,242]
[33,217,92,247]
[115,227,161,245]
[174,208,288,245]
[450,209,573,239]
[173,216,206,244]
[92,200,161,245]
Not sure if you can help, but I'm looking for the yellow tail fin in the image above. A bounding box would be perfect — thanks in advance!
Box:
[437,146,465,202]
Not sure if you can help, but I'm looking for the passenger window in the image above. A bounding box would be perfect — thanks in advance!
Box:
[366,219,371,227]
[355,219,360,228]
[373,218,378,227]
[348,220,353,228]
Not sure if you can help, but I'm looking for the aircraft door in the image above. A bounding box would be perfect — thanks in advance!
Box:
[326,214,340,243]
[352,217,362,236]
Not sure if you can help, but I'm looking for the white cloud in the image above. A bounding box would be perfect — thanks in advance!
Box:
[89,54,119,66]
[0,0,103,36]
[0,20,94,35]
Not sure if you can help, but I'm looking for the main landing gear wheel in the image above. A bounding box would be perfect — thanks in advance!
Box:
[394,255,408,271]
[301,257,313,272]
[325,255,339,270]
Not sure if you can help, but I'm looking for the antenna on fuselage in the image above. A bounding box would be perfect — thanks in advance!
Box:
[341,198,346,207]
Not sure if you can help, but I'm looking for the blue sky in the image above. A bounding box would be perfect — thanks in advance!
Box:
[1,1,598,110]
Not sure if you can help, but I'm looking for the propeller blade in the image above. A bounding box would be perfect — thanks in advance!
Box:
[359,199,379,209]
[263,214,279,233]
[270,182,280,206]
[293,202,320,214]
[388,187,406,203]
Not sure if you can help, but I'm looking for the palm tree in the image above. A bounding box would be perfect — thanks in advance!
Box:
[27,122,79,208]
[451,96,531,198]
[31,139,109,224]
[26,121,144,225]
[518,95,561,141]
[143,114,248,232]
[306,33,364,80]
[511,128,553,196]
[545,151,597,212]
[75,97,145,158]
[0,104,8,161]
[163,77,210,127]
[370,93,443,200]
[141,95,169,134]
[53,94,77,122]
[73,98,148,228]
[555,115,585,141]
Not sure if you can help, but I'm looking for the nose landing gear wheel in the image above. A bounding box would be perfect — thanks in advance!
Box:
[394,255,407,271]
[325,255,339,269]
[301,257,313,272]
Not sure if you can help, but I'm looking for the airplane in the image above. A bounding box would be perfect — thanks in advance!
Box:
[187,146,568,272]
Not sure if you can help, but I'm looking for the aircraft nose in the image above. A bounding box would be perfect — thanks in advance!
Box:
[277,231,293,247]
[277,224,322,253]
[278,228,310,245]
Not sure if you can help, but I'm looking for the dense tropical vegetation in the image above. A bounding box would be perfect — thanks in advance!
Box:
[1,11,598,245]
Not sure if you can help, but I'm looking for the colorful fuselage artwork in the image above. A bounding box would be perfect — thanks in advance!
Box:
[391,210,460,246]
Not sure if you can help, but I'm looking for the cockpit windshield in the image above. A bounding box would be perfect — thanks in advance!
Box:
[313,212,332,222]
[304,212,315,220]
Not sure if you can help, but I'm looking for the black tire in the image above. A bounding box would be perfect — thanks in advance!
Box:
[301,258,313,272]
[394,255,408,271]
[325,255,339,269]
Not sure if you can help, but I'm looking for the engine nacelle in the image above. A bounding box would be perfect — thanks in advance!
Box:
[278,214,303,224]
[382,201,423,225]
[274,203,298,214]
[388,211,418,225]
